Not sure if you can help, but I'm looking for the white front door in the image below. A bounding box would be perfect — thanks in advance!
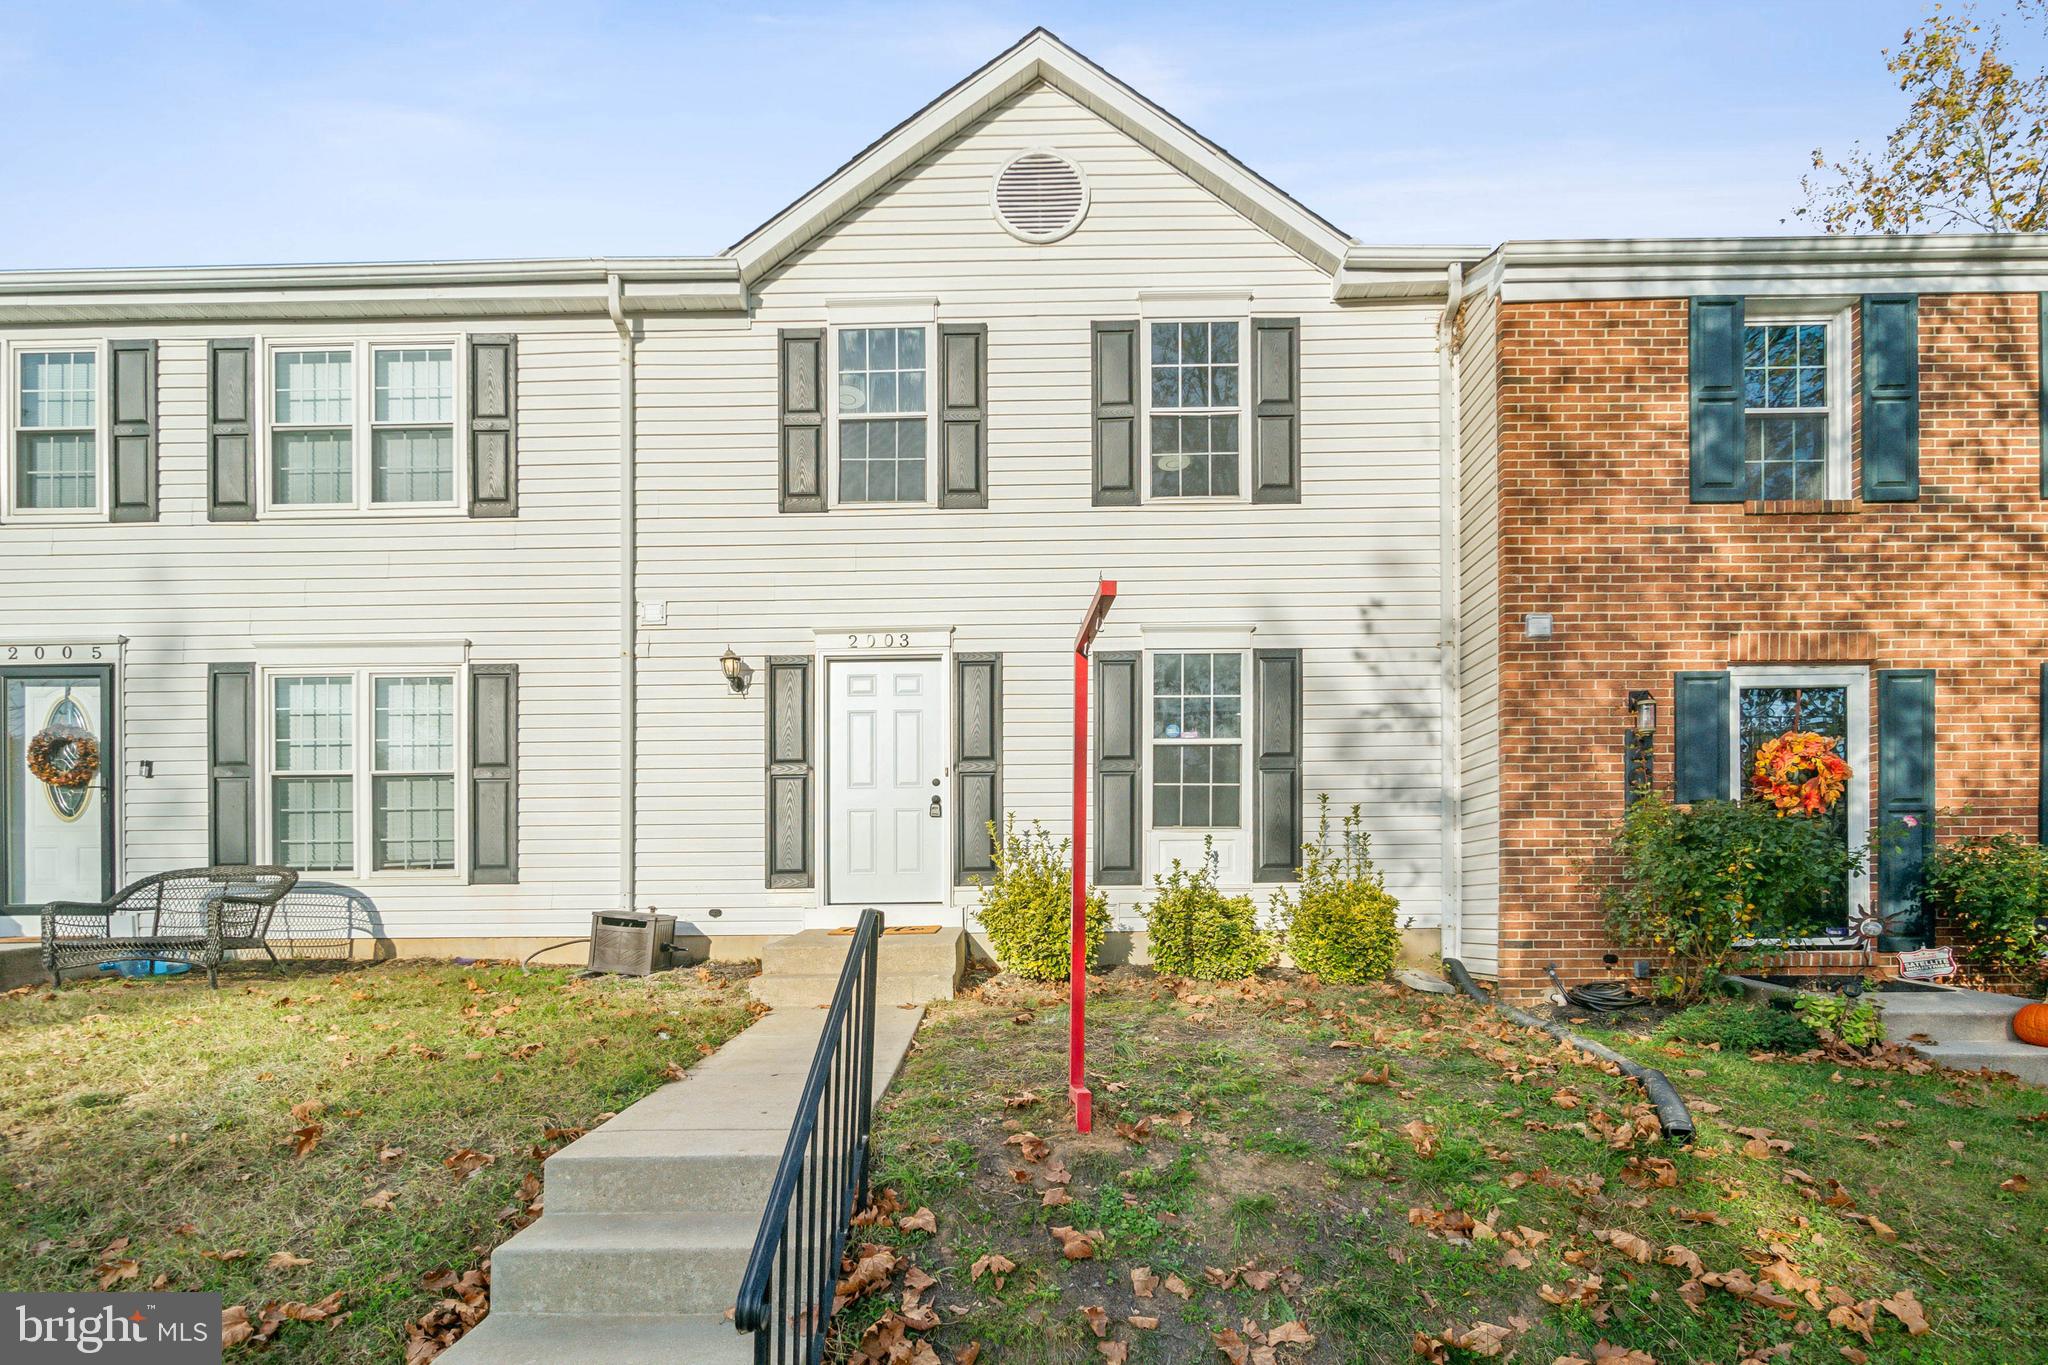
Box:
[3,669,114,936]
[827,657,946,907]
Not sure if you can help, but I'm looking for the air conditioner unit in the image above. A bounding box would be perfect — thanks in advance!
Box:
[587,911,676,976]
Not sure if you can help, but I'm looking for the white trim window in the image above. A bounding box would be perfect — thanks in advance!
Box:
[11,346,104,515]
[1742,312,1850,500]
[268,668,461,876]
[1150,649,1246,819]
[834,325,929,505]
[1727,666,1871,932]
[1147,320,1242,498]
[265,340,461,513]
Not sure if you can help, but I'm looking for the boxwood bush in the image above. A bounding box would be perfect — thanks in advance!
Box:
[1145,841,1275,980]
[1271,795,1403,983]
[1923,834,2048,981]
[972,815,1108,982]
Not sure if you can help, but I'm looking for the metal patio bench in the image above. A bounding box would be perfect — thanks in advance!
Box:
[40,866,299,988]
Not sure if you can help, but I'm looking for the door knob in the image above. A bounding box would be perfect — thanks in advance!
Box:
[929,794,943,818]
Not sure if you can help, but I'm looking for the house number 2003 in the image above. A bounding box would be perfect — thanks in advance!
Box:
[847,633,910,649]
[5,645,105,660]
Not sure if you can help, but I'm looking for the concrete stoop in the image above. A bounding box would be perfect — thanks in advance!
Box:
[440,1005,925,1364]
[1885,984,2048,1087]
[748,926,966,1010]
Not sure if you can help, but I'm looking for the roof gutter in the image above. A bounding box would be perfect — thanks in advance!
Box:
[608,273,639,913]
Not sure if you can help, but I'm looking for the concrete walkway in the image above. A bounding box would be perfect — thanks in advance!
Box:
[1884,984,2048,1087]
[441,1001,925,1364]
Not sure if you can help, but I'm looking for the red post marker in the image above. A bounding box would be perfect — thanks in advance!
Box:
[1070,579,1116,1134]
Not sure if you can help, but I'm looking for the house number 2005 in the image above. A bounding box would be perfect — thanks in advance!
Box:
[847,633,910,649]
[5,645,105,660]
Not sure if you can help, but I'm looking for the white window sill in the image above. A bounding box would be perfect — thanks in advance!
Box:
[256,506,469,523]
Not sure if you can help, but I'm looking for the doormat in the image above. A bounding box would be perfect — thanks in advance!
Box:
[827,925,942,936]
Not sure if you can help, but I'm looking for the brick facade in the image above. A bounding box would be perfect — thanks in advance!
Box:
[1491,291,2044,998]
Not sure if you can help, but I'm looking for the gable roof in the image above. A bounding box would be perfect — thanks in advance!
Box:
[726,27,1356,282]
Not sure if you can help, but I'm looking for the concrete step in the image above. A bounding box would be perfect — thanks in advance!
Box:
[1912,1039,2048,1087]
[1887,1009,2023,1045]
[748,969,955,1010]
[544,1126,784,1215]
[435,1312,750,1365]
[488,1211,757,1316]
[760,926,964,978]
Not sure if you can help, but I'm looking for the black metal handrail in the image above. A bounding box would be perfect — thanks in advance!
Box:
[733,907,882,1363]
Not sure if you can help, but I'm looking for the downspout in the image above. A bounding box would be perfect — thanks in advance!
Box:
[609,273,637,911]
[1437,263,1465,962]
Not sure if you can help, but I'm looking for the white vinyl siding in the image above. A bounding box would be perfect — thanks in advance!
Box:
[631,82,1446,936]
[1454,286,1502,978]
[0,319,622,941]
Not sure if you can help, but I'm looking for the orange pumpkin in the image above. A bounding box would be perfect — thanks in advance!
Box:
[2016,1002,2048,1048]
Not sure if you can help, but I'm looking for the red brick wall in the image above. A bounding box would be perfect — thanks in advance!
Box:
[1492,292,2043,998]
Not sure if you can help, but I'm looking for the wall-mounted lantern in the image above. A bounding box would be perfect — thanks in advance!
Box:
[720,647,754,696]
[1624,689,1656,805]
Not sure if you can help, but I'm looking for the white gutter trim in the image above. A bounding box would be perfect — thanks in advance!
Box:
[1437,262,1465,962]
[608,273,638,912]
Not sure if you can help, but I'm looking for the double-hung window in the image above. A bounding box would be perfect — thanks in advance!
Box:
[1148,321,1241,498]
[267,341,459,512]
[1150,651,1245,829]
[835,326,929,504]
[13,348,101,514]
[269,669,459,875]
[1742,315,1847,501]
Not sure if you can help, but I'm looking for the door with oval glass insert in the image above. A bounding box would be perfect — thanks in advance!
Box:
[3,667,114,934]
[826,658,945,909]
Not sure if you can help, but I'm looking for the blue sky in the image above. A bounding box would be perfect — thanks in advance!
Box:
[0,0,2029,269]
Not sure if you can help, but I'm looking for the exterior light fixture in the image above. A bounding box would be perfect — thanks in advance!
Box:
[1623,690,1656,805]
[720,647,754,696]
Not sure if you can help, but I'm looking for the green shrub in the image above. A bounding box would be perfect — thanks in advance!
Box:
[1602,791,1866,1002]
[1794,992,1886,1049]
[1270,795,1404,983]
[1923,834,2048,980]
[972,816,1108,982]
[1145,841,1275,980]
[1654,1001,1819,1054]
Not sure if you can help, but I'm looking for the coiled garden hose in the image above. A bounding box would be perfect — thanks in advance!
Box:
[1442,957,1696,1145]
[1544,964,1647,1013]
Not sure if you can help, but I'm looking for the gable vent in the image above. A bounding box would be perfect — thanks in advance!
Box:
[993,150,1089,243]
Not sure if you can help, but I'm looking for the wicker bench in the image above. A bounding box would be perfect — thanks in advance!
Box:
[40,867,299,988]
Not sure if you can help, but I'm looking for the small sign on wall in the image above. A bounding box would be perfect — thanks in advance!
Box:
[1896,946,1957,981]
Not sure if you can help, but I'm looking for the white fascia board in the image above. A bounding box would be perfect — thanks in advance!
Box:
[1495,233,2048,301]
[1334,245,1494,302]
[0,258,744,324]
[727,28,1356,282]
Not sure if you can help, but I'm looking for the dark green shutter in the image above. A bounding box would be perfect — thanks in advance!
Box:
[1250,318,1301,503]
[1672,671,1731,803]
[953,653,1002,883]
[108,340,157,522]
[938,323,988,508]
[765,656,814,886]
[208,663,256,865]
[1877,669,1935,950]
[2040,663,2048,842]
[1689,297,1746,503]
[1093,651,1141,884]
[779,330,825,512]
[468,664,519,884]
[207,339,256,521]
[1861,295,1920,502]
[1091,321,1139,506]
[1253,648,1303,881]
[468,335,517,517]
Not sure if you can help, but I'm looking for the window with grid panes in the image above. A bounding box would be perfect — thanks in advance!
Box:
[272,675,355,871]
[1742,322,1831,501]
[836,326,928,503]
[1150,651,1244,828]
[372,675,456,869]
[371,348,455,503]
[16,350,97,510]
[271,350,354,506]
[1148,321,1240,498]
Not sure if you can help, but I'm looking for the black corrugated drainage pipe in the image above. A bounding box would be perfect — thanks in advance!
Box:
[1441,958,1696,1145]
